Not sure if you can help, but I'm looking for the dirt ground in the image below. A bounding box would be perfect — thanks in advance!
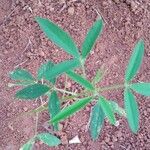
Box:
[0,0,150,150]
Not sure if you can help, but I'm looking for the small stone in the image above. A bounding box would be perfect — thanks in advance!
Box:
[112,0,120,3]
[137,21,142,27]
[144,110,147,116]
[81,0,86,3]
[59,123,63,130]
[4,50,8,54]
[66,82,71,88]
[39,141,43,145]
[117,131,122,138]
[26,52,33,58]
[60,0,66,4]
[39,50,45,57]
[105,136,110,143]
[8,124,14,130]
[7,113,11,117]
[85,106,90,112]
[48,5,54,12]
[68,7,75,15]
[112,137,118,142]
[69,135,81,144]
[115,121,120,127]
[85,4,90,9]
[60,132,68,145]
[23,107,28,112]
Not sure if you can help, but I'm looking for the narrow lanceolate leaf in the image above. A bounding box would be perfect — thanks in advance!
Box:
[124,88,139,133]
[15,84,50,100]
[99,97,116,125]
[36,133,61,147]
[89,102,105,140]
[51,97,92,124]
[37,61,56,84]
[66,70,94,90]
[81,18,103,60]
[10,69,35,81]
[131,83,150,96]
[125,40,144,81]
[48,91,60,130]
[109,101,126,117]
[20,139,34,150]
[35,17,79,58]
[45,59,80,80]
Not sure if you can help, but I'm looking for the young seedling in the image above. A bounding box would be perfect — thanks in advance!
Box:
[9,17,150,149]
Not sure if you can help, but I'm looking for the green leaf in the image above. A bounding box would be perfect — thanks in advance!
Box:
[36,133,61,147]
[45,59,80,80]
[81,18,103,60]
[99,97,116,125]
[109,101,126,117]
[15,84,50,100]
[124,88,139,133]
[131,83,150,96]
[37,61,53,79]
[66,71,94,90]
[35,17,79,58]
[37,61,56,84]
[89,102,105,140]
[20,139,34,150]
[51,97,92,124]
[48,91,60,130]
[125,40,144,81]
[10,69,35,81]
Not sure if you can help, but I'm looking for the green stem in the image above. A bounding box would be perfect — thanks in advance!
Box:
[81,63,86,77]
[54,87,77,96]
[13,90,90,121]
[98,83,125,92]
[80,58,86,77]
[12,104,48,123]
[35,113,39,135]
[62,75,68,99]
[13,83,126,122]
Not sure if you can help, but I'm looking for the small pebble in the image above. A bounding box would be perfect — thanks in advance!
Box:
[69,135,81,144]
[68,7,75,15]
[7,113,11,117]
[26,52,33,58]
[112,0,120,3]
[61,132,68,145]
[60,0,66,4]
[59,123,63,130]
[39,50,45,57]
[8,124,14,130]
[85,106,90,112]
[115,121,120,127]
[66,82,71,88]
[105,136,110,143]
[81,0,86,3]
[23,107,28,112]
[112,137,118,142]
[4,50,8,54]
[144,110,147,116]
[117,131,122,138]
[50,6,54,12]
[39,141,43,145]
